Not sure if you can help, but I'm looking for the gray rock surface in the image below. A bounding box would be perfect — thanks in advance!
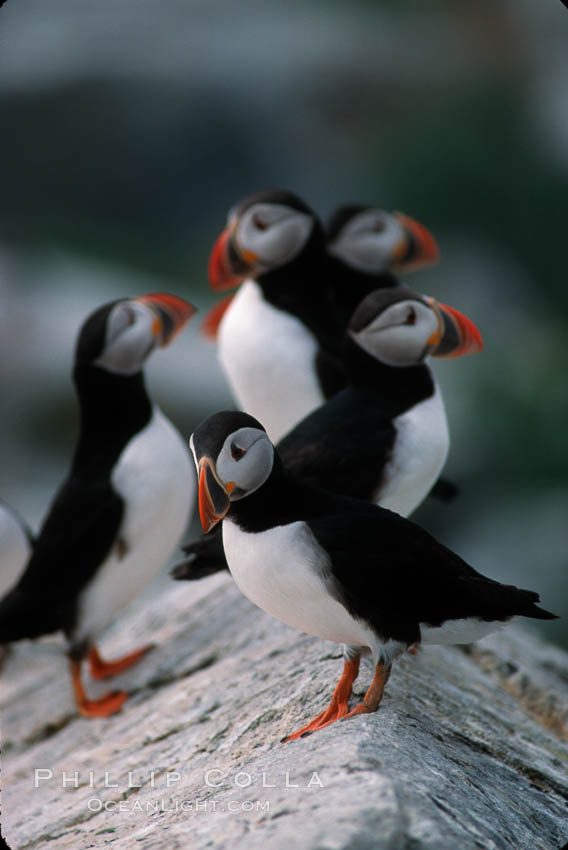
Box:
[2,571,568,850]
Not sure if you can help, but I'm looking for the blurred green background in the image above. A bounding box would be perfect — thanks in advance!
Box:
[0,0,566,645]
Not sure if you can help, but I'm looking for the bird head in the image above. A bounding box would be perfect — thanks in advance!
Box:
[190,411,274,532]
[348,287,483,367]
[75,293,196,376]
[327,205,439,276]
[208,190,320,291]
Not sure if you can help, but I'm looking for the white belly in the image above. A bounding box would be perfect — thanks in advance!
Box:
[0,507,31,597]
[217,281,324,442]
[73,408,194,644]
[377,382,449,517]
[222,518,376,649]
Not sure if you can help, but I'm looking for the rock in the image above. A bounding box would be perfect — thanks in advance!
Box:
[2,571,567,850]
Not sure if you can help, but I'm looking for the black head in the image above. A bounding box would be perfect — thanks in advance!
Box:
[326,205,439,276]
[190,411,275,533]
[208,189,323,292]
[74,293,196,376]
[348,287,483,367]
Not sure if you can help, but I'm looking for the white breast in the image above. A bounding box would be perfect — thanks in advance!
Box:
[217,281,324,442]
[73,407,194,645]
[222,518,376,650]
[0,507,31,597]
[376,381,449,517]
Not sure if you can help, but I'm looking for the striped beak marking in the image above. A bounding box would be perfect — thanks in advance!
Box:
[197,457,233,533]
[136,293,196,347]
[426,297,484,358]
[392,213,440,271]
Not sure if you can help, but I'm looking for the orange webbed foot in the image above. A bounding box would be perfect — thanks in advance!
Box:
[281,656,360,743]
[282,661,391,741]
[339,662,391,723]
[77,690,128,718]
[88,643,155,680]
[71,659,129,718]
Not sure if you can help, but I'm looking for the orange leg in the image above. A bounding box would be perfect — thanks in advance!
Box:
[281,656,361,743]
[70,660,128,718]
[339,661,391,721]
[87,643,154,680]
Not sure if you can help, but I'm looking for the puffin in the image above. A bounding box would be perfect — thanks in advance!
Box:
[207,189,333,440]
[0,293,195,717]
[204,191,439,442]
[173,286,481,581]
[278,286,482,514]
[190,410,556,742]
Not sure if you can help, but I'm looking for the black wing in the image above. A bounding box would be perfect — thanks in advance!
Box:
[307,510,556,646]
[278,387,396,502]
[0,474,123,642]
[172,528,228,581]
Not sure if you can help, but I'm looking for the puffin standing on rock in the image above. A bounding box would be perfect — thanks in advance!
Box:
[190,410,556,742]
[203,191,439,441]
[0,293,196,717]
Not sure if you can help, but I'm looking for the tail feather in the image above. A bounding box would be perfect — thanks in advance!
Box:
[522,602,558,621]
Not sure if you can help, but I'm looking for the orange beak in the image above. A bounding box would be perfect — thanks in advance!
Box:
[393,213,440,272]
[208,225,258,292]
[197,457,231,533]
[427,299,484,358]
[137,293,196,346]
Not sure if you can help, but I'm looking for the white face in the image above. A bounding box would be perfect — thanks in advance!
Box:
[215,427,274,500]
[234,203,314,269]
[349,299,439,367]
[95,301,158,376]
[327,209,406,273]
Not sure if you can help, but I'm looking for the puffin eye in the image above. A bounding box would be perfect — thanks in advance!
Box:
[252,213,269,231]
[403,307,417,325]
[231,444,246,461]
[372,219,386,233]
